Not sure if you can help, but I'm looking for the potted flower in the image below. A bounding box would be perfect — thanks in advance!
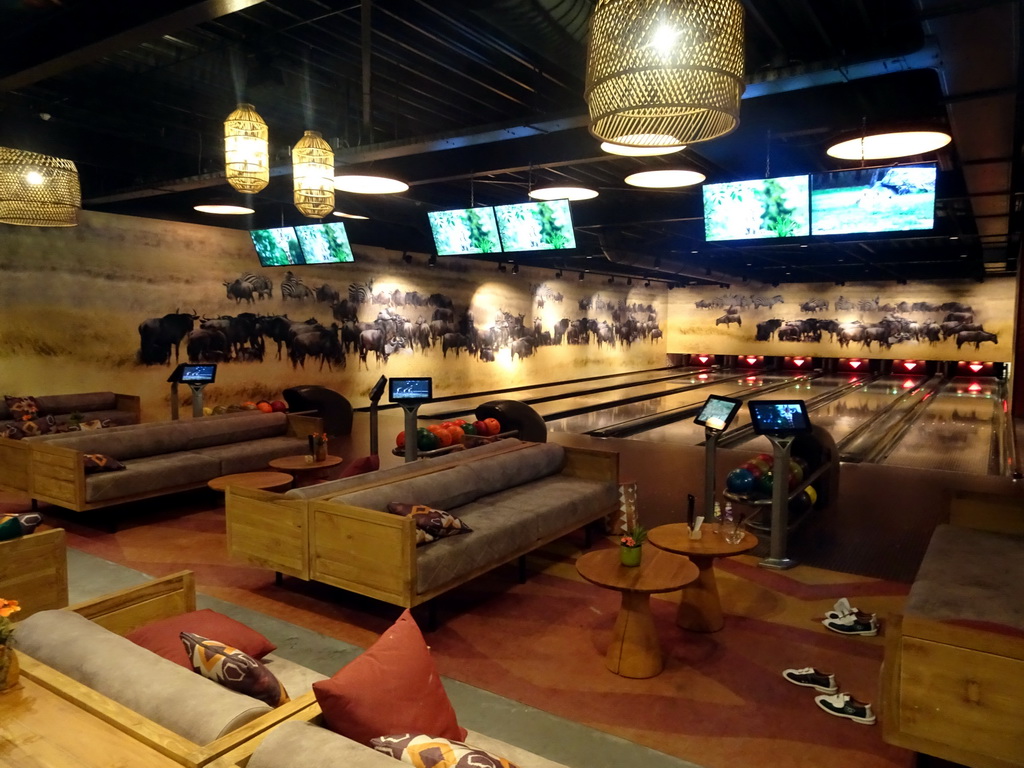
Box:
[0,598,21,691]
[619,524,647,567]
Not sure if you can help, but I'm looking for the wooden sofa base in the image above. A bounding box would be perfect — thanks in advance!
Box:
[882,613,1024,768]
[17,571,316,768]
[0,528,68,618]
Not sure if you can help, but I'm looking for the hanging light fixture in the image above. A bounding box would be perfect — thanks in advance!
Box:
[600,139,686,156]
[624,169,706,188]
[0,147,81,227]
[334,174,408,194]
[292,130,335,218]
[529,186,599,201]
[826,130,952,161]
[193,202,255,215]
[584,0,745,150]
[224,103,269,194]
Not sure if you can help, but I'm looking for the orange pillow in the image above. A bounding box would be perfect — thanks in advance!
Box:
[125,609,276,669]
[313,610,466,746]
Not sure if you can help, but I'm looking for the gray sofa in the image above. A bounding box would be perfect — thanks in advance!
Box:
[26,411,319,512]
[226,439,620,609]
[0,391,141,491]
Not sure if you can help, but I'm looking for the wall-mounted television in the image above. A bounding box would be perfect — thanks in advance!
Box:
[494,199,577,252]
[810,163,936,236]
[428,207,502,256]
[250,227,303,267]
[296,221,355,264]
[702,175,810,241]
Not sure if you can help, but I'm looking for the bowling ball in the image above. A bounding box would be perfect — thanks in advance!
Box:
[484,417,501,435]
[202,406,214,416]
[789,490,813,516]
[416,427,439,451]
[213,404,228,415]
[726,467,756,494]
[396,431,406,449]
[755,453,774,467]
[758,471,775,494]
[740,462,763,480]
[447,425,465,443]
[789,459,804,484]
[256,401,273,413]
[270,400,288,413]
[805,485,818,506]
[472,420,488,436]
[749,458,771,475]
[431,427,453,447]
[462,423,478,435]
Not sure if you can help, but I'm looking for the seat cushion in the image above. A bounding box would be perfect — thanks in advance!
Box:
[85,452,222,501]
[190,436,308,474]
[183,411,288,450]
[35,391,118,414]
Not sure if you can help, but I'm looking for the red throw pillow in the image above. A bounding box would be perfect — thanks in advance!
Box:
[313,610,466,746]
[338,454,380,478]
[125,609,276,669]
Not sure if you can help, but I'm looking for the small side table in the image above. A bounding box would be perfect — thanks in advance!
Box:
[647,524,758,632]
[207,471,293,493]
[576,545,698,678]
[268,454,342,485]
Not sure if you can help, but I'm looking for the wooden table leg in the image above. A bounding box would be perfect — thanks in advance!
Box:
[607,590,663,678]
[676,555,724,632]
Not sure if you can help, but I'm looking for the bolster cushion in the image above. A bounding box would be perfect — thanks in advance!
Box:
[12,610,272,744]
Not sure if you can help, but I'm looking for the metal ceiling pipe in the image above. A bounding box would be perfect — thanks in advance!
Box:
[595,234,736,286]
[362,0,373,139]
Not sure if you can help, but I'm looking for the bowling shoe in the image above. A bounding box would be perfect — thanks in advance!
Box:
[782,667,838,693]
[814,692,876,725]
[822,613,878,636]
[824,597,875,622]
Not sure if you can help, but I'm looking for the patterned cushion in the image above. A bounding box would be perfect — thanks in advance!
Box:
[180,632,289,707]
[125,609,277,669]
[312,610,466,746]
[4,395,40,419]
[79,418,112,430]
[83,453,127,473]
[1,424,23,440]
[386,502,472,546]
[371,734,520,768]
[18,416,56,438]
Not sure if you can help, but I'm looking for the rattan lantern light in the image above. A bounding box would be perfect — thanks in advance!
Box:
[292,130,335,218]
[224,103,269,194]
[0,147,81,227]
[584,0,745,150]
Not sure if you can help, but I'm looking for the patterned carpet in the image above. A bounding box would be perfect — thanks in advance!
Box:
[4,489,914,768]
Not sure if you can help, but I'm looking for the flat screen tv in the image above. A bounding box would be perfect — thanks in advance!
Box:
[810,163,936,236]
[748,400,812,437]
[493,199,577,252]
[428,207,502,256]
[694,395,742,432]
[389,377,432,403]
[702,175,810,241]
[295,222,355,264]
[250,227,304,267]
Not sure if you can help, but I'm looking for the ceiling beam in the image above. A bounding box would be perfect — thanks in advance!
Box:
[0,0,268,93]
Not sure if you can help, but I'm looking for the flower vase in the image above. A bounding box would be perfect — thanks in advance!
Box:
[619,545,642,567]
[314,443,328,462]
[0,645,20,692]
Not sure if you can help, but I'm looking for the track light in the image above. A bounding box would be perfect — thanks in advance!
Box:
[667,283,674,290]
[626,277,632,286]
[607,276,614,284]
[771,281,779,288]
[512,263,519,275]
[555,270,563,279]
[578,271,585,281]
[644,279,651,288]
[498,263,507,273]
[402,252,412,264]
[428,254,437,267]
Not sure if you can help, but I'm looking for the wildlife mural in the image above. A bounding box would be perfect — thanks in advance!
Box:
[0,210,668,421]
[667,280,1015,362]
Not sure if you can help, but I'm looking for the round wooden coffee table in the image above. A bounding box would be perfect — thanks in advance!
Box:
[647,524,758,632]
[576,545,699,678]
[268,454,342,474]
[207,471,293,493]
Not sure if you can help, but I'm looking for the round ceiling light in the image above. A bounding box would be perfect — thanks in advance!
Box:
[624,169,705,188]
[600,134,686,157]
[193,203,254,215]
[333,210,369,219]
[334,175,408,194]
[528,186,599,201]
[827,131,952,160]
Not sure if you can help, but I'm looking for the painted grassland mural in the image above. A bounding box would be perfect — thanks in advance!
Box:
[0,211,668,421]
[667,279,1016,362]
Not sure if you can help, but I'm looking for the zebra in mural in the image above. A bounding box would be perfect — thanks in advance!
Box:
[750,294,785,309]
[280,271,312,301]
[348,278,374,305]
[239,272,273,300]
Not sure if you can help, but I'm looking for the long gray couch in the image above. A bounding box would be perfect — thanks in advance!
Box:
[26,411,319,512]
[226,439,620,609]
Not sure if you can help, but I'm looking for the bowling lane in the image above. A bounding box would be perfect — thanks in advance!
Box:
[545,372,806,434]
[417,367,696,420]
[880,378,1004,475]
[634,374,864,447]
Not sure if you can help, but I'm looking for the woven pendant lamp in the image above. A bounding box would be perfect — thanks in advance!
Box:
[224,103,269,194]
[0,147,81,227]
[585,0,745,149]
[292,130,335,218]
